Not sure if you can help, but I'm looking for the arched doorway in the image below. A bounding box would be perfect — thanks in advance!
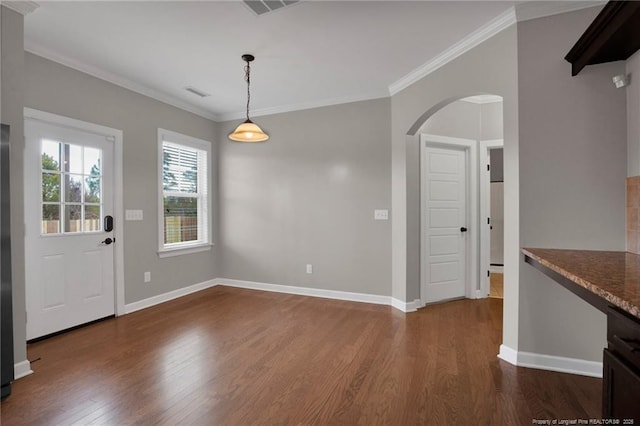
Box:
[411,94,505,306]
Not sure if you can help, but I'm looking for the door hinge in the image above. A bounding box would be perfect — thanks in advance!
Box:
[487,164,490,171]
[487,270,490,277]
[487,217,491,225]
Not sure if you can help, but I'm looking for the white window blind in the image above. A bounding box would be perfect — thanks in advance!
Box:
[158,129,211,255]
[163,144,199,193]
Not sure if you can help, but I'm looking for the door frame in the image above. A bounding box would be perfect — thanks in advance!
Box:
[419,133,478,307]
[24,108,125,316]
[479,139,504,298]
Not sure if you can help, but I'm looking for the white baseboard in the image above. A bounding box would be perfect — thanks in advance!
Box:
[391,298,421,313]
[498,344,602,378]
[124,279,217,314]
[498,344,518,365]
[215,277,389,305]
[215,278,415,313]
[14,359,33,380]
[517,351,603,378]
[122,277,417,317]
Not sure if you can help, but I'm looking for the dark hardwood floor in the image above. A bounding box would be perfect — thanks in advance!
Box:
[1,286,600,425]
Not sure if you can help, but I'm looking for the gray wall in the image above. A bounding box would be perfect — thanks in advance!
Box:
[517,8,626,361]
[390,26,520,348]
[421,100,481,140]
[420,99,504,142]
[628,51,640,177]
[24,53,220,305]
[481,101,504,141]
[218,98,392,296]
[1,6,27,366]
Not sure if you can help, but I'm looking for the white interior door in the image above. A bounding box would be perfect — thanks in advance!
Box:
[25,119,115,340]
[422,145,467,304]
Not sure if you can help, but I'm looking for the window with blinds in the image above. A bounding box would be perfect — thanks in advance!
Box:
[158,129,211,255]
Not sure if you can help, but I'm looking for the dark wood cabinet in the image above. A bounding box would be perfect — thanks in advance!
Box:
[565,1,640,76]
[603,349,640,419]
[603,306,640,421]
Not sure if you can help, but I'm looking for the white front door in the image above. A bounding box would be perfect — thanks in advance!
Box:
[422,145,468,304]
[25,119,115,340]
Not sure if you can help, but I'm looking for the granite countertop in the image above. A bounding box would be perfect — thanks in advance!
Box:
[522,248,640,319]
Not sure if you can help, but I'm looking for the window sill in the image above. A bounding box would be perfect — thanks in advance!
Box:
[158,243,213,258]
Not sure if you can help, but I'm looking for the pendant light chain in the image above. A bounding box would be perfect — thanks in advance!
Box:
[244,61,251,121]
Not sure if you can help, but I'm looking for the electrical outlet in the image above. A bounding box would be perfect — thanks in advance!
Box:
[144,271,151,283]
[374,209,389,220]
[306,264,313,274]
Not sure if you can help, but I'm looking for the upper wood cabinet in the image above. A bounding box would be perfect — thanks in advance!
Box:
[565,1,640,76]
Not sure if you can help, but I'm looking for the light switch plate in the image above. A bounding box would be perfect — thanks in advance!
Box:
[125,209,143,221]
[374,209,389,220]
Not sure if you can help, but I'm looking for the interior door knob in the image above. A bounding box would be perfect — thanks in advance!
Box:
[460,227,468,233]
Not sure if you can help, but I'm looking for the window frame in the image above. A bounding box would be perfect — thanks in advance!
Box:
[157,128,213,257]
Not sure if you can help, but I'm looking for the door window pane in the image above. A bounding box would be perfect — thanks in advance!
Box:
[84,205,101,232]
[84,147,101,176]
[42,172,61,202]
[84,176,101,203]
[65,205,82,233]
[42,140,61,171]
[64,144,83,174]
[65,174,83,203]
[42,205,60,234]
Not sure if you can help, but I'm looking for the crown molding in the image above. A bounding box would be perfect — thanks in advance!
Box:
[24,40,220,122]
[387,2,605,97]
[388,7,517,96]
[515,1,606,22]
[26,38,388,123]
[218,90,389,122]
[1,1,39,15]
[461,95,503,105]
[18,2,605,123]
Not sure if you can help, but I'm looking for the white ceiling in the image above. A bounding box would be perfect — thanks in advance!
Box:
[20,1,597,122]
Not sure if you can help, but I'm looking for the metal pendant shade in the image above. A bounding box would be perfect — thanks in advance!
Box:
[228,54,269,143]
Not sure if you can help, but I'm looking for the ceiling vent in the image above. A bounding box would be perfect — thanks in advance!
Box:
[185,87,211,98]
[243,0,299,16]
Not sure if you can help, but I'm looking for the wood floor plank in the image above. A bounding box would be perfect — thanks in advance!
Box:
[1,286,601,425]
[490,272,504,298]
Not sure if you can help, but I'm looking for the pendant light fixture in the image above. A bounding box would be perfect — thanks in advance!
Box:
[228,54,269,142]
